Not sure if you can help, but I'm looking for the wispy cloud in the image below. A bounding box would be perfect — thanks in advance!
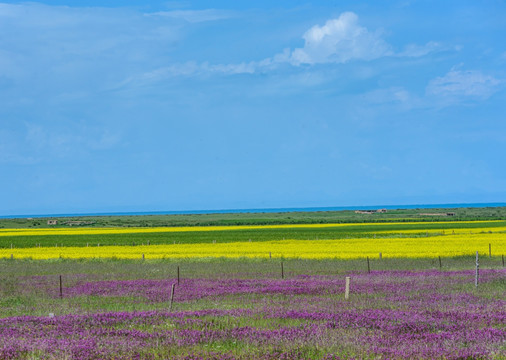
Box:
[125,11,444,85]
[358,69,502,111]
[0,2,184,90]
[147,9,236,23]
[115,61,258,89]
[426,68,502,99]
[398,41,444,57]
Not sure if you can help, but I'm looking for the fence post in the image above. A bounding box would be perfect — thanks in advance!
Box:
[475,251,479,287]
[177,266,180,285]
[344,277,350,300]
[142,254,145,261]
[502,254,505,267]
[438,256,442,271]
[489,244,491,258]
[281,262,284,279]
[169,283,176,311]
[59,275,63,299]
[379,252,382,260]
[367,257,370,274]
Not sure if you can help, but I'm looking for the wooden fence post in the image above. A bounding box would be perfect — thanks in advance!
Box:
[489,244,491,258]
[344,277,350,300]
[502,254,505,267]
[59,275,63,299]
[169,283,176,311]
[367,257,370,274]
[281,262,284,279]
[438,256,442,271]
[177,266,180,285]
[379,252,382,260]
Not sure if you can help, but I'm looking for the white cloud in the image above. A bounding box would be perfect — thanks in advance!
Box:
[426,69,502,99]
[289,12,393,65]
[262,12,442,68]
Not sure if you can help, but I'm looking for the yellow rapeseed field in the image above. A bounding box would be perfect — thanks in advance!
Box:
[1,233,505,260]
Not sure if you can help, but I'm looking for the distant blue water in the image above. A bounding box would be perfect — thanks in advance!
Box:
[1,202,505,219]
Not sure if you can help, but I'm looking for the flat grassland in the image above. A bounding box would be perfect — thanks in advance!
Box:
[0,209,505,359]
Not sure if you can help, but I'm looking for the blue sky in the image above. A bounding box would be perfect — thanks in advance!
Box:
[1,0,506,216]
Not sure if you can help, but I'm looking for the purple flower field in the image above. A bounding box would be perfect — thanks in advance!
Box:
[0,268,505,359]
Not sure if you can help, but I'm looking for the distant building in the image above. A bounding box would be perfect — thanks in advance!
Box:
[47,220,58,225]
